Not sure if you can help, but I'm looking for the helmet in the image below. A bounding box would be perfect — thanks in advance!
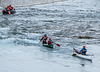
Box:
[9,4,11,6]
[83,45,86,48]
[49,37,51,40]
[44,34,47,36]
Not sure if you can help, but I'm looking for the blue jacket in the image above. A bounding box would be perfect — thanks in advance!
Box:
[80,48,87,55]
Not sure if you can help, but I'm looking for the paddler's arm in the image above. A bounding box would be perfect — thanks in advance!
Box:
[40,37,43,41]
[85,49,87,52]
[80,49,83,54]
[38,37,43,44]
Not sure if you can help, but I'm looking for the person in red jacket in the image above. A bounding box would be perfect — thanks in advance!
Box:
[48,38,53,45]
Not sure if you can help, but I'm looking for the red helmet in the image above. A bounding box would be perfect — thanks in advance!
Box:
[83,45,86,48]
[9,4,11,6]
[49,38,51,40]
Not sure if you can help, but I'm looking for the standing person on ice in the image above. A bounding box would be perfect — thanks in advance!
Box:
[80,45,87,55]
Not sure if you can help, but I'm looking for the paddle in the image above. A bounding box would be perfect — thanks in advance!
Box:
[38,40,42,44]
[72,53,76,56]
[53,42,60,47]
[72,48,81,56]
[72,48,76,56]
[56,43,60,47]
[73,48,84,56]
[73,48,80,54]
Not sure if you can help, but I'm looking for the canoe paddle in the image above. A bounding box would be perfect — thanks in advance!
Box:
[56,43,60,47]
[38,40,42,44]
[72,54,76,56]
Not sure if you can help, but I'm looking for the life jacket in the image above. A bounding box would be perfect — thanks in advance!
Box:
[74,49,79,53]
[8,11,11,14]
[43,36,47,42]
[9,7,13,10]
[7,8,10,11]
[80,48,87,55]
[11,7,13,9]
[48,40,52,45]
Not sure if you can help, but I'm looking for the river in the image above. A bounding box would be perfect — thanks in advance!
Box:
[0,0,100,72]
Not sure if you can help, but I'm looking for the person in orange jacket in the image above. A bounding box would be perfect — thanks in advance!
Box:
[40,34,48,44]
[5,5,9,11]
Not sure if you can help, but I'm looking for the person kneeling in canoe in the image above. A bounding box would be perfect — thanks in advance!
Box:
[40,34,48,44]
[48,38,53,45]
[80,45,87,55]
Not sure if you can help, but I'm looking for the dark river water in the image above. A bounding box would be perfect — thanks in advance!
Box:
[0,0,100,72]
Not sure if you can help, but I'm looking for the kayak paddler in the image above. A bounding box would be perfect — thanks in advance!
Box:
[40,34,48,44]
[48,37,53,45]
[80,45,87,55]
